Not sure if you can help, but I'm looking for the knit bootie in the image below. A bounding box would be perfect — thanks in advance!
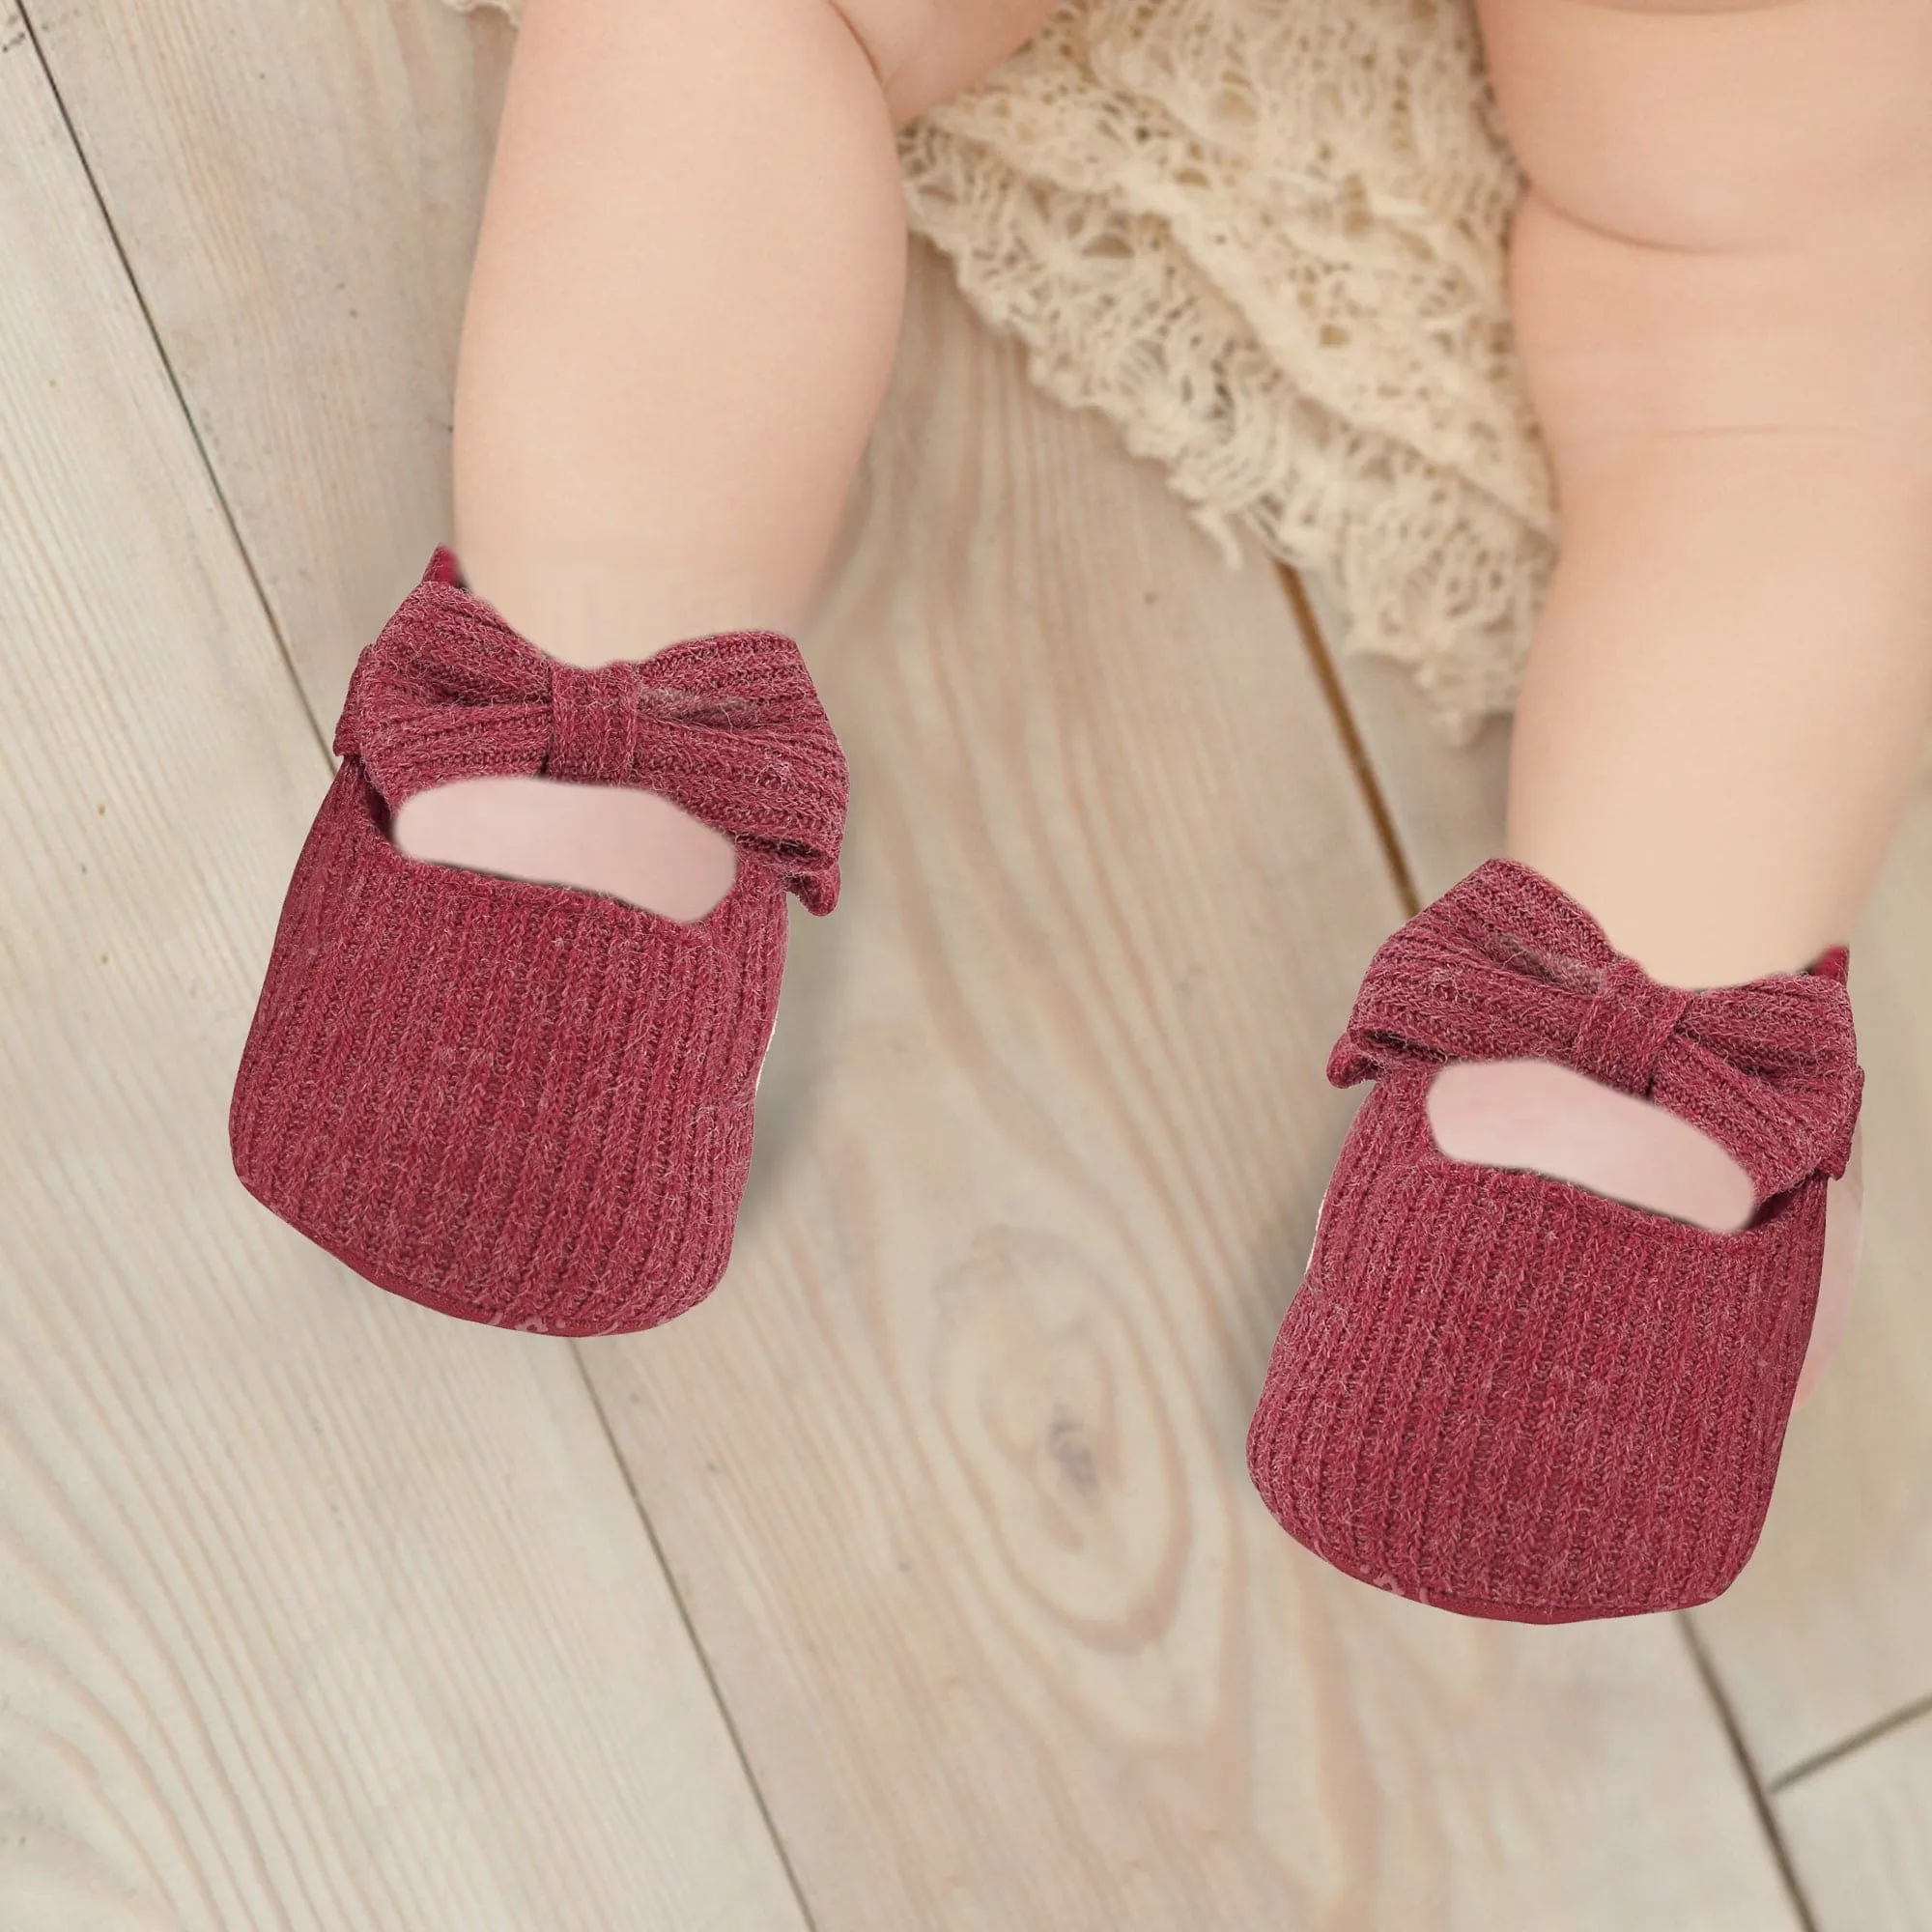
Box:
[1246,857,1864,1622]
[230,547,848,1335]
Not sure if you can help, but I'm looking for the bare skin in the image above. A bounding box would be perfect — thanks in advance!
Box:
[395,0,1055,920]
[1434,0,1932,1397]
[402,0,1928,1398]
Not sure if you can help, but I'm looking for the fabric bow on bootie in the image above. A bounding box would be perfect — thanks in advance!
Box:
[333,547,848,914]
[1326,857,1863,1206]
[1247,853,1867,1622]
[233,544,854,1339]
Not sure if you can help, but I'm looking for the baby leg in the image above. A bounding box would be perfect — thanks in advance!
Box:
[397,0,1055,918]
[1484,0,1932,980]
[1434,0,1932,1394]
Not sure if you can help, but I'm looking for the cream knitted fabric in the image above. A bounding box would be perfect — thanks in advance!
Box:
[439,0,1549,744]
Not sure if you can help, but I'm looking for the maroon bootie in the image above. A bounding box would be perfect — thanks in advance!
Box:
[230,547,848,1335]
[1247,857,1863,1621]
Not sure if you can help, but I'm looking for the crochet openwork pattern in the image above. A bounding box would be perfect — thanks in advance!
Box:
[442,0,1552,742]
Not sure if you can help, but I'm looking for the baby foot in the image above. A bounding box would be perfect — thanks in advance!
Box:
[1426,1059,1862,1407]
[393,774,738,923]
[233,545,846,1337]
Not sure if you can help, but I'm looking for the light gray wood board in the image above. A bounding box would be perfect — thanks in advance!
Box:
[26,0,514,735]
[1695,776,1932,1778]
[1776,1705,1932,1932]
[1308,500,1932,1791]
[576,243,1807,1932]
[0,25,803,1931]
[1299,571,1511,902]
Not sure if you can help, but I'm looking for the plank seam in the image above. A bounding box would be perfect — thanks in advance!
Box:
[15,0,333,774]
[1679,1615,1823,1932]
[1275,563,1422,920]
[570,1348,821,1932]
[1283,556,1825,1924]
[1767,1685,1932,1796]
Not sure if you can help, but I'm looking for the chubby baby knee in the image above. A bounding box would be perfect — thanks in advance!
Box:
[1476,0,1932,250]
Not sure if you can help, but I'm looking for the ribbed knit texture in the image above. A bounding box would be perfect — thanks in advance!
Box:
[1247,858,1864,1622]
[230,547,848,1335]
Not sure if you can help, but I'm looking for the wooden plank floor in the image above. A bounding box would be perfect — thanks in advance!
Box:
[1323,583,1932,1929]
[4,0,1927,1924]
[0,17,805,1930]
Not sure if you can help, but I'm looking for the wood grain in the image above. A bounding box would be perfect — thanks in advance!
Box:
[1304,573,1513,903]
[0,22,803,1929]
[28,0,514,736]
[1693,774,1932,1777]
[1311,449,1932,1790]
[1777,1708,1932,1932]
[578,242,1809,1931]
[16,0,1914,1909]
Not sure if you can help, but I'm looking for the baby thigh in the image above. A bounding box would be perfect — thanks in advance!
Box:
[1473,0,1932,455]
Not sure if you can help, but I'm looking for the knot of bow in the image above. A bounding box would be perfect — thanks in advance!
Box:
[334,551,848,915]
[1330,858,1863,1206]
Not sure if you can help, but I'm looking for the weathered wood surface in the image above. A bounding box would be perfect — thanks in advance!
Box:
[1,17,805,1929]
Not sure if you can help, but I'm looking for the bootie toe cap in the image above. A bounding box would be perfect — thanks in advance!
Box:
[231,758,787,1335]
[1247,1074,1829,1622]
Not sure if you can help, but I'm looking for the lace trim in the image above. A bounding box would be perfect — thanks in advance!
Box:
[440,0,1555,744]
